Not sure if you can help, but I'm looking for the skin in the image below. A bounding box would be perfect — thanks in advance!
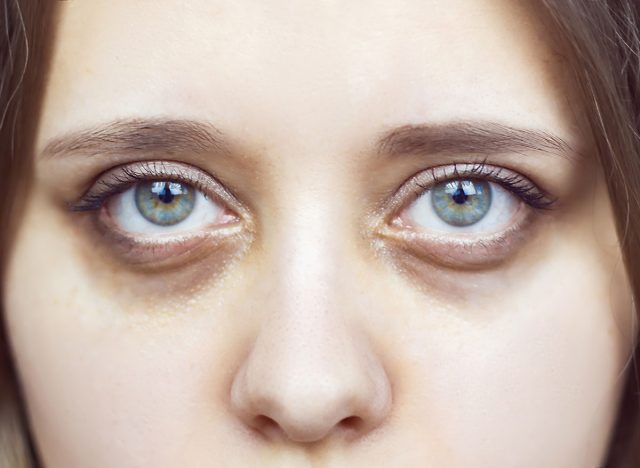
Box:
[2,0,636,467]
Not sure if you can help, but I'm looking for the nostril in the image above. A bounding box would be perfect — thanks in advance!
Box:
[338,415,364,435]
[251,415,281,439]
[251,413,366,442]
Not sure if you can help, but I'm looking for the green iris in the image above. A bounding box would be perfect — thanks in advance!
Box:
[135,181,195,226]
[431,179,492,226]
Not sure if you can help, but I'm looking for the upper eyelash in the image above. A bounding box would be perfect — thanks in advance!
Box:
[68,161,216,212]
[413,160,557,210]
[69,160,555,220]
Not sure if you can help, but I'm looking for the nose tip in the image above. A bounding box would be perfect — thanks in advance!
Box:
[232,368,389,443]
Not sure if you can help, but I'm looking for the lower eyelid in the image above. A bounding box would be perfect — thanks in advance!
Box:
[377,223,527,270]
[376,201,537,270]
[68,211,252,297]
[93,206,247,267]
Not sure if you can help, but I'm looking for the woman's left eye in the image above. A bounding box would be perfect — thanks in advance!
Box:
[388,163,556,240]
[107,180,233,234]
[401,178,519,234]
[379,164,556,268]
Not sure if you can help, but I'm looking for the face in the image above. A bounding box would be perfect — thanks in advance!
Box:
[3,1,635,467]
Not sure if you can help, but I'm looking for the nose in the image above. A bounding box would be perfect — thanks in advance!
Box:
[229,221,392,443]
[230,320,391,443]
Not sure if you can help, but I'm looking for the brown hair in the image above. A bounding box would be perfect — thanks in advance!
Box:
[540,1,640,465]
[0,1,56,467]
[0,0,59,466]
[0,1,639,467]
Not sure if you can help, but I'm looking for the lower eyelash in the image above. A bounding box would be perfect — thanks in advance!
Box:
[93,211,246,267]
[377,201,536,270]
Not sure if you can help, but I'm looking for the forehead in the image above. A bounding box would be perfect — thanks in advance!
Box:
[38,0,571,151]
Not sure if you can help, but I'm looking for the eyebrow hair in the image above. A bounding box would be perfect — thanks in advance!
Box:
[42,118,573,163]
[376,121,573,158]
[41,119,227,159]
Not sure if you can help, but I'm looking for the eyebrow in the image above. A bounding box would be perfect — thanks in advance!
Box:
[376,121,573,158]
[41,119,227,159]
[42,118,573,162]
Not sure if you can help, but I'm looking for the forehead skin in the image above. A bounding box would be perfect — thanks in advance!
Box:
[4,0,634,468]
[39,0,575,153]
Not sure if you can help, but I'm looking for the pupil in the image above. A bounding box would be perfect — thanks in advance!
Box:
[158,183,175,204]
[451,185,468,204]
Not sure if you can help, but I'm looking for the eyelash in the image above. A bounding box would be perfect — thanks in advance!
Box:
[408,160,556,211]
[368,161,559,269]
[65,159,556,271]
[69,160,555,225]
[68,161,222,213]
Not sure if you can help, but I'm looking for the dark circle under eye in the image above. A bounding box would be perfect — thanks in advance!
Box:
[431,179,492,226]
[134,181,196,226]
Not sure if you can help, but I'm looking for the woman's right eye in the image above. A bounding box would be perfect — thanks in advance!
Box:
[107,180,235,235]
[69,161,247,264]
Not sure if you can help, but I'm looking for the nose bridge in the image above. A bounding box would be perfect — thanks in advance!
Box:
[265,176,357,324]
[230,190,391,443]
[261,182,363,360]
[278,190,344,308]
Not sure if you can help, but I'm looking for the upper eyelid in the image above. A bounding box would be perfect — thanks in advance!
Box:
[68,161,245,214]
[412,162,536,188]
[69,160,553,216]
[380,162,556,221]
[414,164,553,199]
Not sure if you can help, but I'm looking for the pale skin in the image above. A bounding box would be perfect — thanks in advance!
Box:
[2,0,636,467]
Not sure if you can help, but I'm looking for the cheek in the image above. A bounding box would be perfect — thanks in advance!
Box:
[389,237,633,466]
[3,201,255,467]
